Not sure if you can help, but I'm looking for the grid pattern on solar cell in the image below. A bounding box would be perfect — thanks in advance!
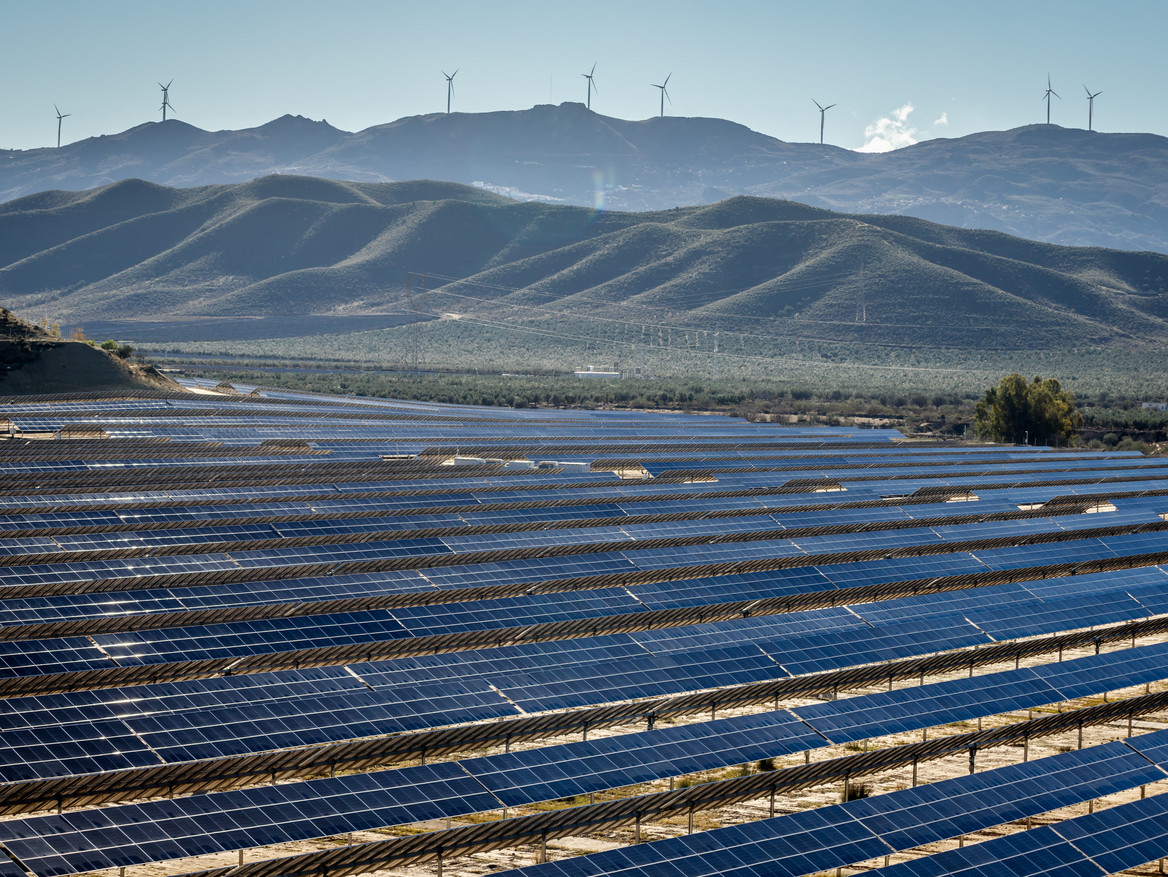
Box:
[4,565,1168,778]
[0,762,500,877]
[3,388,1168,877]
[869,791,1168,877]
[8,646,1168,877]
[480,732,1168,877]
[2,602,1158,803]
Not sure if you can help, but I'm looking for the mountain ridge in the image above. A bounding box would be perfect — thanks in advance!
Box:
[4,104,1166,253]
[2,176,1166,352]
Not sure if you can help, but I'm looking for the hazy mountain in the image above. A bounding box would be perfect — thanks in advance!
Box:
[2,176,1167,351]
[3,105,1166,253]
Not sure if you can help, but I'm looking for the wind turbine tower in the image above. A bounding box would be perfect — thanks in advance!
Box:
[158,80,175,121]
[443,69,458,114]
[54,105,70,148]
[813,99,836,145]
[1084,85,1101,131]
[651,73,671,118]
[582,62,598,110]
[1042,74,1060,125]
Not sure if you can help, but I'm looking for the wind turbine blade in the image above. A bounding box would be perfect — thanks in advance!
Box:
[664,88,671,104]
[593,80,599,94]
[54,104,60,115]
[663,72,671,87]
[453,68,459,78]
[813,99,823,111]
[825,104,836,111]
[590,62,596,76]
[1051,89,1060,99]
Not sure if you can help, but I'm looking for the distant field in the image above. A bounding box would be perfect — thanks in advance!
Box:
[140,316,1168,400]
[70,314,426,343]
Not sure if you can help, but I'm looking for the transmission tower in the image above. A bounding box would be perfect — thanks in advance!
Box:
[404,273,429,372]
[711,328,721,381]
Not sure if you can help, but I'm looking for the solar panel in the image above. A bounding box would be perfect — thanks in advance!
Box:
[483,732,1168,877]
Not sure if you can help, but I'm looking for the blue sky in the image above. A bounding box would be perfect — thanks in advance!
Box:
[2,0,1164,152]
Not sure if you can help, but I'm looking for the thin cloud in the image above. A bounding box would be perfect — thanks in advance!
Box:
[855,102,918,153]
[934,111,949,126]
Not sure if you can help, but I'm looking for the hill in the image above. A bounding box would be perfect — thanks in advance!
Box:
[1,176,1167,354]
[2,105,1167,252]
[0,308,180,396]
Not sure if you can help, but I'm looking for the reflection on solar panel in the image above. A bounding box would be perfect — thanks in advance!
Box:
[489,732,1168,877]
[6,641,1168,876]
[1,383,1168,876]
[870,790,1168,876]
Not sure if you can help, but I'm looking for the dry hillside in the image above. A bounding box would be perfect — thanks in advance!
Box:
[0,308,181,396]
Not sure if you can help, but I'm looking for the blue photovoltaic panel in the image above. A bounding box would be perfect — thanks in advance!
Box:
[1048,790,1168,876]
[869,792,1168,877]
[792,670,1062,743]
[0,636,113,677]
[764,617,991,676]
[1033,640,1168,700]
[469,708,825,807]
[485,732,1168,877]
[866,822,1105,877]
[0,761,501,877]
[0,717,162,783]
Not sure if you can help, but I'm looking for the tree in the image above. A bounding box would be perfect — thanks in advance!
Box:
[974,374,1082,445]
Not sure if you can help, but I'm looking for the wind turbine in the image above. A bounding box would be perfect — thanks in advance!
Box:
[443,69,458,114]
[54,104,70,148]
[813,99,836,145]
[651,73,671,118]
[158,80,175,121]
[582,62,598,110]
[1042,74,1059,125]
[1084,84,1101,131]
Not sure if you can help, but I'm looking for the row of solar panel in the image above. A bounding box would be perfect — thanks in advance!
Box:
[491,731,1168,877]
[0,476,1088,532]
[3,643,1166,877]
[0,540,1143,641]
[0,498,1164,597]
[2,565,1164,782]
[872,789,1168,877]
[0,488,1160,561]
[3,558,1166,682]
[0,456,1151,517]
[0,443,1140,467]
[0,497,1157,569]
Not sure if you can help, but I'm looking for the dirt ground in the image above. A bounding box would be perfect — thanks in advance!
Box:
[40,634,1168,877]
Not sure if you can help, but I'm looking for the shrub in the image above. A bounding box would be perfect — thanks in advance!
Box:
[974,374,1082,445]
